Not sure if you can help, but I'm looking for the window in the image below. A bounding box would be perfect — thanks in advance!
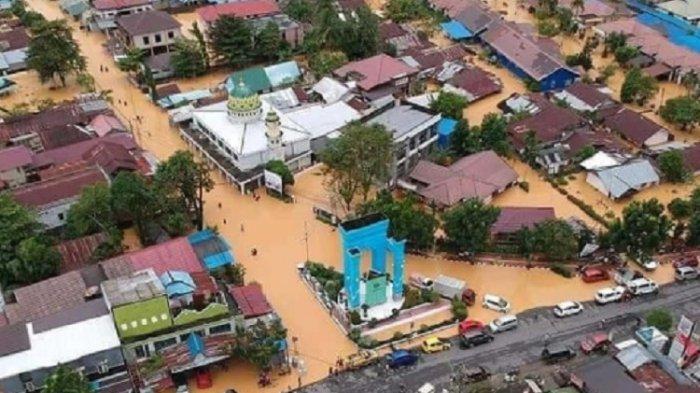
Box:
[58,213,65,220]
[142,36,150,45]
[209,323,232,335]
[168,31,174,39]
[155,34,162,43]
[134,345,150,359]
[154,337,177,351]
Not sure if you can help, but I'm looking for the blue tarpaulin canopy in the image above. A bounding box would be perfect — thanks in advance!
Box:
[440,21,473,40]
[437,117,458,148]
[187,333,205,357]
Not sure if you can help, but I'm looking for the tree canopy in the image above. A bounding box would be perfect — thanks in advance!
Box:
[442,198,500,253]
[26,19,85,87]
[660,95,700,130]
[171,38,208,78]
[43,366,92,393]
[210,16,254,67]
[308,50,348,77]
[265,160,295,186]
[658,150,690,183]
[386,0,430,22]
[606,198,671,257]
[430,91,467,120]
[620,67,658,105]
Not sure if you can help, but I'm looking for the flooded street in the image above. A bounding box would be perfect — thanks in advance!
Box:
[14,1,679,391]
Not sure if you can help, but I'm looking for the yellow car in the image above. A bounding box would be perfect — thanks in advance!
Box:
[421,337,451,353]
[344,349,379,370]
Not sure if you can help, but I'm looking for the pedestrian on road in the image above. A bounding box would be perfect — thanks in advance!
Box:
[223,219,227,225]
[99,65,103,72]
[218,202,222,209]
[240,224,245,232]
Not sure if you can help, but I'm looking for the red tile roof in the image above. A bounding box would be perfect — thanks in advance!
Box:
[508,96,584,149]
[55,233,109,274]
[491,206,556,234]
[127,237,204,276]
[448,65,502,101]
[92,0,150,11]
[228,283,273,318]
[334,54,418,91]
[198,0,281,23]
[0,145,33,172]
[0,27,30,51]
[11,166,108,208]
[601,107,667,147]
[33,133,137,169]
[409,150,518,207]
[82,141,139,175]
[562,82,613,108]
[89,114,126,137]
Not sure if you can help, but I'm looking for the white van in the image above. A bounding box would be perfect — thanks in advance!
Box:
[675,266,699,281]
[488,314,518,333]
[482,294,511,313]
[626,278,659,296]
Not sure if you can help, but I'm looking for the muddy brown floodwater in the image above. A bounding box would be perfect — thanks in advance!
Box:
[15,1,679,391]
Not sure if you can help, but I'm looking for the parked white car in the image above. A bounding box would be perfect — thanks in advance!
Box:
[553,301,584,318]
[675,266,699,281]
[595,286,626,304]
[488,314,518,333]
[639,259,658,271]
[626,278,659,296]
[482,294,510,313]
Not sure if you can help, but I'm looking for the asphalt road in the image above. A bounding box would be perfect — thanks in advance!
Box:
[301,280,700,393]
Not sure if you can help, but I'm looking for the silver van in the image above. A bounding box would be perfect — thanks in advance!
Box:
[675,266,699,281]
[488,314,518,333]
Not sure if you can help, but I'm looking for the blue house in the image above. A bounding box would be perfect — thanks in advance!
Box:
[481,22,579,91]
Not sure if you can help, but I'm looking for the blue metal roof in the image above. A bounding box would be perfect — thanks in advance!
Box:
[203,251,233,271]
[187,229,215,244]
[437,118,458,149]
[159,270,196,298]
[440,21,473,40]
[264,61,301,88]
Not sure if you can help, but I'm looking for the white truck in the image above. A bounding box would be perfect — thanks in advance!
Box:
[434,275,467,300]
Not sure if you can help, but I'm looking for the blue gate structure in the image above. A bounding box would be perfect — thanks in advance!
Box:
[339,214,406,310]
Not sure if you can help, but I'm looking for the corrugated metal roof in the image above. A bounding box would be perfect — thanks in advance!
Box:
[594,159,660,199]
[616,344,654,371]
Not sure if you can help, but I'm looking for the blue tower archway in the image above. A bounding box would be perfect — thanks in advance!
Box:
[339,214,406,309]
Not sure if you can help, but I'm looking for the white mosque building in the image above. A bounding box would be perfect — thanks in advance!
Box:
[188,79,312,189]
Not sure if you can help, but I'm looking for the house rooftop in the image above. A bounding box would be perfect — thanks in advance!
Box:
[11,165,108,209]
[117,10,181,36]
[573,357,646,393]
[101,268,166,308]
[508,96,584,149]
[491,207,556,235]
[0,26,30,51]
[0,145,33,172]
[334,54,418,91]
[447,65,502,101]
[592,159,660,199]
[366,101,440,140]
[33,133,137,169]
[559,81,613,108]
[409,150,518,207]
[55,232,109,274]
[92,0,150,10]
[198,0,280,23]
[228,283,273,318]
[657,0,700,20]
[682,144,700,173]
[602,107,667,147]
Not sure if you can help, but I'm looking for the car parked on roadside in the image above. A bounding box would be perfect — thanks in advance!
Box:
[594,286,626,304]
[344,349,379,370]
[581,266,609,283]
[541,345,576,364]
[639,258,658,271]
[626,278,659,296]
[458,319,484,335]
[675,266,699,281]
[580,332,611,354]
[482,294,510,313]
[488,314,518,333]
[386,350,419,368]
[553,301,583,318]
[614,268,643,286]
[462,367,490,383]
[459,329,494,349]
[421,337,451,353]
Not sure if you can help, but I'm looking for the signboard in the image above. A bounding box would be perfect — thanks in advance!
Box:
[364,275,387,307]
[264,169,283,194]
[669,315,695,365]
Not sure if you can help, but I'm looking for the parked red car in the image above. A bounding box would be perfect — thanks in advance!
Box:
[581,266,609,283]
[458,319,484,335]
[673,256,699,269]
[580,332,611,354]
[196,369,213,389]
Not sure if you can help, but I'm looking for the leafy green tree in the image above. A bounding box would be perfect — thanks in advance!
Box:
[660,95,700,130]
[10,237,60,285]
[43,366,92,393]
[308,50,348,77]
[681,70,699,98]
[255,21,284,62]
[265,160,295,186]
[386,0,429,22]
[658,150,690,183]
[614,45,639,65]
[358,190,437,250]
[171,39,208,78]
[284,0,314,23]
[537,0,558,15]
[11,0,46,30]
[620,67,658,105]
[110,171,163,245]
[210,16,253,67]
[646,309,673,332]
[607,198,671,256]
[537,19,560,37]
[430,91,467,120]
[479,113,509,156]
[116,47,144,74]
[442,198,500,253]
[321,122,393,210]
[688,212,700,246]
[533,219,578,261]
[603,31,627,57]
[26,20,86,87]
[566,50,592,70]
[522,130,540,166]
[66,183,117,237]
[189,21,209,70]
[668,198,692,220]
[515,227,537,258]
[0,194,44,286]
[556,7,577,35]
[154,150,214,231]
[332,6,379,59]
[76,73,95,93]
[597,64,617,84]
[451,297,468,320]
[574,145,595,162]
[450,119,482,157]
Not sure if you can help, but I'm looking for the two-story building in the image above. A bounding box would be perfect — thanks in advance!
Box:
[90,0,153,32]
[115,10,181,56]
[333,54,419,100]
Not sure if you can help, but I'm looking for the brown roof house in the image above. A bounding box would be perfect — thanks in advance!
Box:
[507,94,586,151]
[407,150,518,207]
[443,64,502,102]
[490,206,556,242]
[333,54,418,99]
[0,145,34,189]
[601,106,670,148]
[116,10,181,56]
[552,82,616,112]
[11,165,110,230]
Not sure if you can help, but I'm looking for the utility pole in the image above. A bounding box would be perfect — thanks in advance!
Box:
[303,221,310,262]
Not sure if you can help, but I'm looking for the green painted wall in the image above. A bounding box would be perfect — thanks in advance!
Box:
[113,296,173,339]
[172,303,229,326]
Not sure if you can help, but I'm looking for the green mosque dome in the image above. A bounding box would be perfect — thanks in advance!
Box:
[227,79,262,116]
